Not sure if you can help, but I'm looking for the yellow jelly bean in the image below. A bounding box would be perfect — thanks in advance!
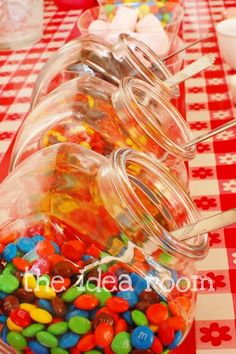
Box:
[30,309,52,324]
[20,303,38,312]
[87,95,95,108]
[34,285,56,300]
[80,141,92,149]
[22,274,37,290]
[7,318,22,332]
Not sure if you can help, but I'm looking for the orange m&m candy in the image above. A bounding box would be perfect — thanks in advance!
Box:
[77,333,96,352]
[74,294,99,310]
[146,303,168,325]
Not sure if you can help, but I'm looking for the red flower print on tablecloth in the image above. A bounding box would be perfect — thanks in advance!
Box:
[196,143,211,153]
[190,122,208,130]
[195,197,217,210]
[188,87,204,93]
[209,232,221,246]
[192,167,213,179]
[188,103,206,110]
[200,322,232,346]
[205,272,226,290]
[0,132,13,140]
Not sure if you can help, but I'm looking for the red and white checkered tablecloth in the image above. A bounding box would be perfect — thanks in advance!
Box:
[0,1,236,353]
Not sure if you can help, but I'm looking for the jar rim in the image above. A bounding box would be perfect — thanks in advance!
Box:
[109,147,209,261]
[116,34,179,98]
[117,77,195,160]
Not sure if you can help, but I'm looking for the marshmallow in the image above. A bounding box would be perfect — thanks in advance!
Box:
[133,32,170,57]
[109,6,138,34]
[88,20,110,36]
[135,13,165,33]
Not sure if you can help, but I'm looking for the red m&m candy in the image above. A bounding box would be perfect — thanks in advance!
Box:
[10,309,32,328]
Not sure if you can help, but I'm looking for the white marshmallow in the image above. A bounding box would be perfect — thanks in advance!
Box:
[88,20,110,36]
[133,32,170,57]
[135,13,165,33]
[109,6,138,34]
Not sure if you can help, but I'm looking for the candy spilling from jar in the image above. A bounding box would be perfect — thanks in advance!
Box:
[0,226,189,353]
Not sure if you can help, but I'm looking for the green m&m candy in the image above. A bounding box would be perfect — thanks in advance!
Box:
[68,316,91,334]
[22,323,45,337]
[7,331,27,350]
[111,332,132,354]
[36,331,58,348]
[48,321,68,335]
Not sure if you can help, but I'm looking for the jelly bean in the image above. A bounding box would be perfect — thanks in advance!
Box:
[36,240,56,256]
[146,303,168,325]
[62,286,84,302]
[0,273,19,294]
[65,308,89,321]
[20,303,37,312]
[96,321,114,347]
[22,323,45,337]
[10,309,32,328]
[51,349,69,354]
[13,257,30,271]
[74,294,99,310]
[111,332,132,354]
[52,296,67,317]
[2,295,19,315]
[131,310,148,326]
[131,326,154,350]
[115,318,127,334]
[166,330,183,349]
[151,336,163,354]
[36,331,59,348]
[17,237,35,253]
[6,317,23,332]
[61,240,86,261]
[28,340,49,354]
[48,321,68,335]
[117,291,138,307]
[93,312,115,329]
[7,331,27,350]
[68,316,91,334]
[3,243,17,262]
[37,299,54,313]
[77,333,96,352]
[158,322,175,346]
[59,331,80,349]
[22,273,37,290]
[30,308,52,324]
[34,285,56,300]
[106,297,129,313]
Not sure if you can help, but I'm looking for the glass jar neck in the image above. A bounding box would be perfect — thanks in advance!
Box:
[113,34,179,98]
[112,77,195,161]
[97,148,208,262]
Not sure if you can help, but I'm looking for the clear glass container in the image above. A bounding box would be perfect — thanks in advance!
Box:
[11,76,195,188]
[0,143,209,353]
[30,33,184,109]
[0,0,43,50]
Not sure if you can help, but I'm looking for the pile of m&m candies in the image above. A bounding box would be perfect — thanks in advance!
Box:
[0,226,188,353]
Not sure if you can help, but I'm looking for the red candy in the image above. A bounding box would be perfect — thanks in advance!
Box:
[146,303,168,325]
[30,257,52,275]
[96,307,119,323]
[36,240,55,256]
[74,294,99,310]
[101,272,118,291]
[95,323,114,347]
[158,321,175,346]
[77,333,96,352]
[12,257,30,271]
[10,309,32,328]
[151,337,163,354]
[115,318,127,334]
[61,240,86,261]
[106,297,129,313]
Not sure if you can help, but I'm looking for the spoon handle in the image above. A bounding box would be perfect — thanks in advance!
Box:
[171,208,236,241]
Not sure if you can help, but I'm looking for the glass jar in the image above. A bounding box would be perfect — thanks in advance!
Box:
[11,76,195,188]
[30,33,184,109]
[0,143,208,353]
[0,0,43,50]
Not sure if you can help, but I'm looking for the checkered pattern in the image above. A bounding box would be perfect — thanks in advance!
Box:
[0,1,236,353]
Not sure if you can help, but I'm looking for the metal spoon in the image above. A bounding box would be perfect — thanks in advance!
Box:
[171,208,236,241]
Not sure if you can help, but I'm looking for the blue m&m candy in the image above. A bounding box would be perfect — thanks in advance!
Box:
[131,326,154,350]
[2,243,17,262]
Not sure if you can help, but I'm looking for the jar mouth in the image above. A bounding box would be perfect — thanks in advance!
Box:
[109,148,209,261]
[117,77,195,160]
[116,34,179,98]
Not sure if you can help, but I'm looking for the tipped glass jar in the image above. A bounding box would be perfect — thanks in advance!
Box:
[11,76,195,189]
[30,33,185,109]
[0,143,208,353]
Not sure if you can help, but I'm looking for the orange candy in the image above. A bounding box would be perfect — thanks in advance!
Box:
[77,334,96,352]
[146,303,168,325]
[115,318,127,334]
[74,294,99,310]
[61,240,86,261]
[12,257,31,271]
[48,254,65,265]
[175,296,191,313]
[36,240,55,256]
[151,336,163,354]
[52,277,71,292]
[106,297,129,313]
[167,316,186,331]
[95,323,114,347]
